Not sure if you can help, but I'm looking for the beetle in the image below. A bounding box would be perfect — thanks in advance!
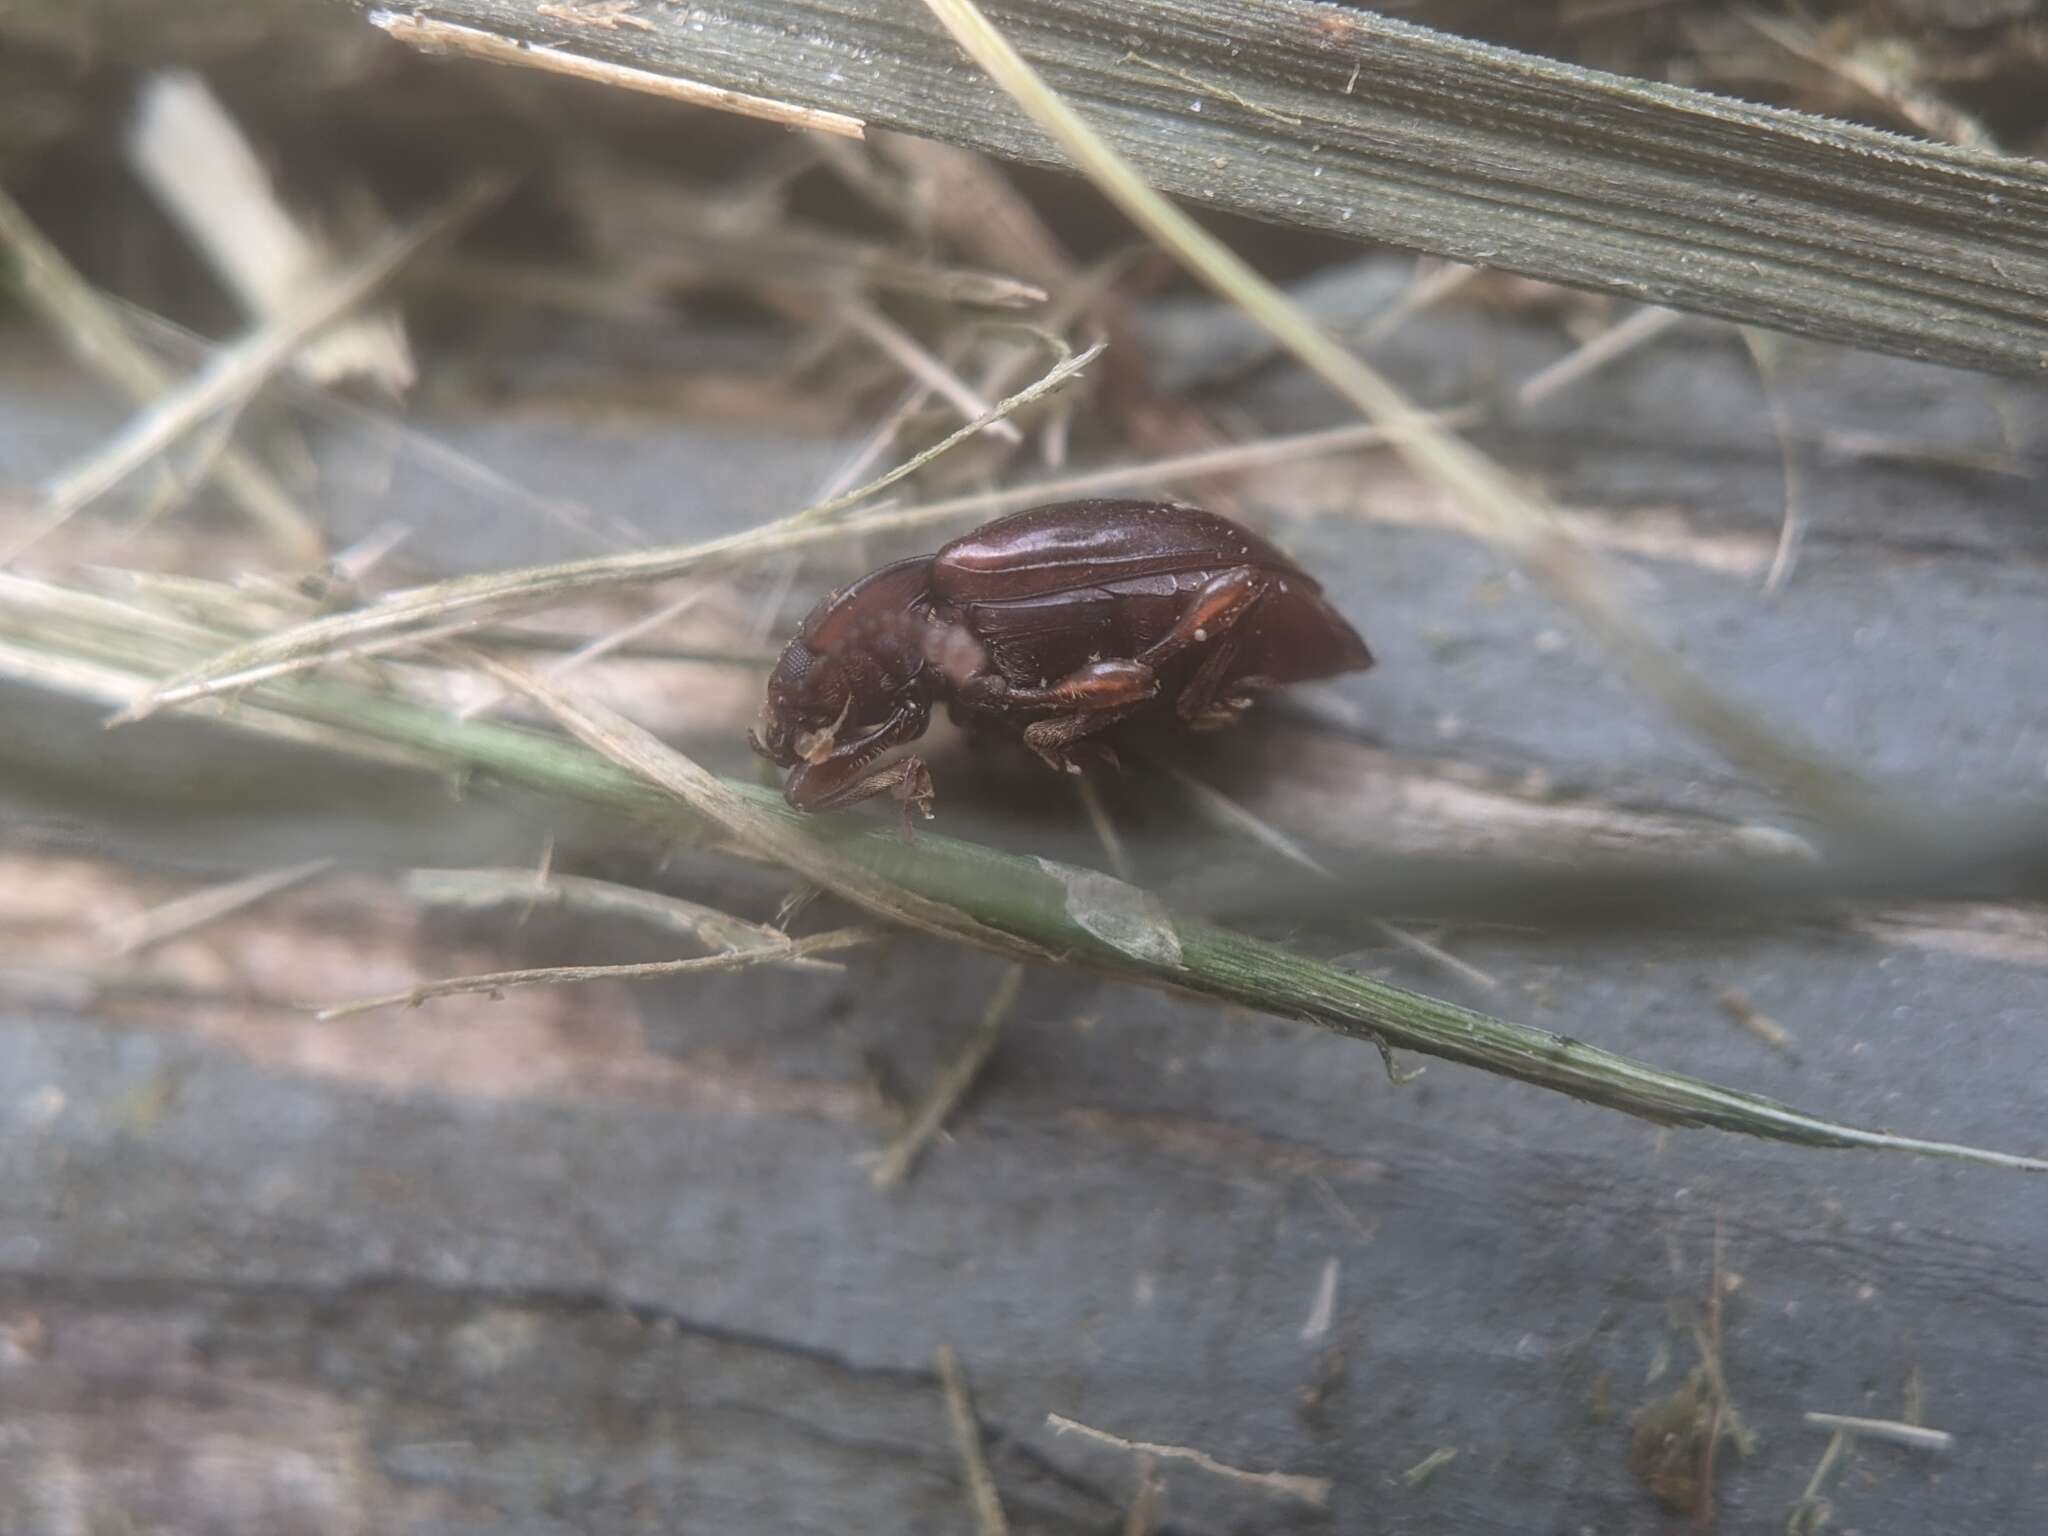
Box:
[748,498,1373,815]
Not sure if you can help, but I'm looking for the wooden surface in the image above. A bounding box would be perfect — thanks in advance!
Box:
[340,0,2048,376]
[3,267,2048,1531]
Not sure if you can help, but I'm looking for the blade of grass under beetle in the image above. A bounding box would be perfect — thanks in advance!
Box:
[4,593,2041,1173]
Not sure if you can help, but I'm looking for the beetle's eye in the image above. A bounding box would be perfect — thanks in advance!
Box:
[776,642,815,691]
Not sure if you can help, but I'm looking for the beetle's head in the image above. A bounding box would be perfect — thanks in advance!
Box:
[748,637,854,770]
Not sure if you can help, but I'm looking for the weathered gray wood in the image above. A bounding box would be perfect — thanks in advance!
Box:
[346,0,2048,376]
[4,274,2047,1529]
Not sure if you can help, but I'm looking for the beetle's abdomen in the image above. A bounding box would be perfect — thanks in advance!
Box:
[1233,574,1374,684]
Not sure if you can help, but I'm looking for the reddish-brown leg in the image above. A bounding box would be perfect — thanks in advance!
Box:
[1174,641,1276,732]
[1021,703,1147,773]
[788,754,934,818]
[956,658,1157,713]
[956,663,1155,773]
[1136,566,1271,670]
[964,568,1275,771]
[782,700,934,815]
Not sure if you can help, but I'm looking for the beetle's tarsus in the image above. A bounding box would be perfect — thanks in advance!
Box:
[893,756,936,821]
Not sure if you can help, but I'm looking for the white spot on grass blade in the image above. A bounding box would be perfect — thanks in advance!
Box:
[1039,861,1184,968]
[1300,1257,1339,1343]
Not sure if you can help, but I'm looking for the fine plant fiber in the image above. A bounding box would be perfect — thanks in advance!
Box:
[112,340,1105,721]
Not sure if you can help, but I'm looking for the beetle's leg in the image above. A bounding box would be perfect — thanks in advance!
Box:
[783,698,935,815]
[1174,640,1278,732]
[1135,566,1272,671]
[956,658,1157,713]
[1021,703,1147,774]
[791,754,936,819]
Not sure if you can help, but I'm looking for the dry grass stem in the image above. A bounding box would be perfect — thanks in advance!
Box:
[920,0,1895,849]
[403,867,849,974]
[836,296,1024,444]
[872,963,1021,1188]
[313,923,881,1020]
[1073,772,1133,882]
[936,1345,1011,1536]
[1738,9,1997,150]
[102,857,336,959]
[115,294,649,549]
[1800,1413,1954,1452]
[1696,1215,1736,1521]
[1161,760,1497,993]
[0,636,445,778]
[1785,1426,1850,1536]
[1370,922,1500,995]
[1514,305,1688,409]
[472,653,1056,959]
[1121,1454,1164,1536]
[790,337,1099,522]
[1400,1446,1458,1488]
[1798,424,2027,478]
[1355,259,1484,349]
[0,186,320,563]
[370,10,865,138]
[1717,987,1799,1058]
[8,176,501,566]
[114,340,1105,721]
[1741,327,1810,593]
[125,385,1436,725]
[1298,1257,1339,1343]
[1045,1412,1332,1508]
[813,376,942,504]
[128,70,413,390]
[455,584,715,722]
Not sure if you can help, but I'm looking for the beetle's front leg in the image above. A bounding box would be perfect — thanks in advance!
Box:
[782,699,935,816]
[791,754,936,821]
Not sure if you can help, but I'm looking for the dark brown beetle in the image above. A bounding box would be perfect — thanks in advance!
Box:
[749,499,1373,815]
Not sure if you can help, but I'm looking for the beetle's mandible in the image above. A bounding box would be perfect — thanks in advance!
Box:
[748,499,1373,816]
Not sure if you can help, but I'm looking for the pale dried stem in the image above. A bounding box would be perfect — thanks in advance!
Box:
[101,857,337,958]
[1045,1413,1330,1508]
[836,295,1023,444]
[872,963,1022,1187]
[1159,759,1497,993]
[115,340,1105,722]
[128,70,413,390]
[936,1344,1011,1536]
[1801,1413,1954,1452]
[8,177,501,566]
[315,923,881,1020]
[371,10,865,138]
[1355,259,1484,349]
[0,185,321,563]
[403,867,849,974]
[470,653,1057,960]
[1514,305,1688,408]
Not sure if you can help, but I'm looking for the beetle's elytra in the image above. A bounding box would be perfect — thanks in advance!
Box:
[749,499,1373,815]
